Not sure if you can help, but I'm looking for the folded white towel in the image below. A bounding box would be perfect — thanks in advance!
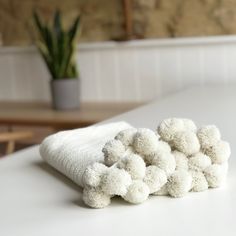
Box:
[40,118,230,209]
[40,122,132,187]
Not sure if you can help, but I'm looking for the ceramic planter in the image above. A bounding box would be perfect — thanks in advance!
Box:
[50,78,80,110]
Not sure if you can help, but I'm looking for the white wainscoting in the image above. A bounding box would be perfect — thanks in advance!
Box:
[0,35,236,102]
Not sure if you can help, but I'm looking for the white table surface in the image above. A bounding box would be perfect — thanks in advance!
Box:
[0,85,236,236]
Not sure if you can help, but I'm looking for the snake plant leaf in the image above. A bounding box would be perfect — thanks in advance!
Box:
[68,16,80,43]
[69,63,78,78]
[33,11,46,41]
[58,34,70,78]
[54,9,62,37]
[44,26,59,70]
[33,10,80,79]
[65,42,78,78]
[37,41,56,78]
[66,63,77,78]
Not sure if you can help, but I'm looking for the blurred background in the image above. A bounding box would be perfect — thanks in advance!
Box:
[0,0,236,156]
[1,0,236,45]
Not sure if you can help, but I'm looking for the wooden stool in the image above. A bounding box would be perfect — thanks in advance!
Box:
[0,131,33,156]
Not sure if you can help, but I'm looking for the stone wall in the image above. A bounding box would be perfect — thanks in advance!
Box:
[0,0,236,46]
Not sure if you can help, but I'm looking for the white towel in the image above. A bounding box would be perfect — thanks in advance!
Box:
[40,122,132,187]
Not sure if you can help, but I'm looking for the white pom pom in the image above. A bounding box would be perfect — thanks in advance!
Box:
[152,184,169,196]
[157,118,185,142]
[83,163,108,187]
[188,152,211,171]
[172,151,188,170]
[167,170,192,197]
[182,119,197,132]
[157,140,172,153]
[204,164,227,188]
[83,187,111,209]
[197,125,221,149]
[143,166,167,193]
[205,140,231,164]
[116,153,146,180]
[172,131,200,156]
[133,128,159,156]
[101,168,132,196]
[115,128,137,148]
[123,180,150,204]
[190,171,208,192]
[145,151,176,176]
[102,140,125,166]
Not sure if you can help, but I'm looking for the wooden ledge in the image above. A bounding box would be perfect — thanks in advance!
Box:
[0,101,143,129]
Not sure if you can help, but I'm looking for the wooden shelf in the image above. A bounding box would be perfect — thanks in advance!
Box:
[0,101,142,148]
[0,101,142,129]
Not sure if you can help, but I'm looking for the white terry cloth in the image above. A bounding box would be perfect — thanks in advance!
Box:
[40,122,132,187]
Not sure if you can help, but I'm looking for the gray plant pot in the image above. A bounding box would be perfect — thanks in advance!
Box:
[50,78,80,110]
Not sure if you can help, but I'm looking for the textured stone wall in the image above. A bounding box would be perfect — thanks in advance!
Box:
[0,0,236,46]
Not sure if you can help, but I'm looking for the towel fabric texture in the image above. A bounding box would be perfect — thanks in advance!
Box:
[40,122,132,187]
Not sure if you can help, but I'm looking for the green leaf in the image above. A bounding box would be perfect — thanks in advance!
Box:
[57,34,69,78]
[64,41,78,78]
[54,9,62,37]
[33,10,46,40]
[33,10,80,79]
[44,27,54,57]
[36,41,56,78]
[68,16,80,43]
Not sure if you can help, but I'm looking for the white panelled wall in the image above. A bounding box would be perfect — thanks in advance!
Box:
[0,35,236,103]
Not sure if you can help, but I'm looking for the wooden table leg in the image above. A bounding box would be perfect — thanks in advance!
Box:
[6,140,15,155]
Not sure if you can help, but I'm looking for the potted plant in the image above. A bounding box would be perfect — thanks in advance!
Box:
[33,10,81,110]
